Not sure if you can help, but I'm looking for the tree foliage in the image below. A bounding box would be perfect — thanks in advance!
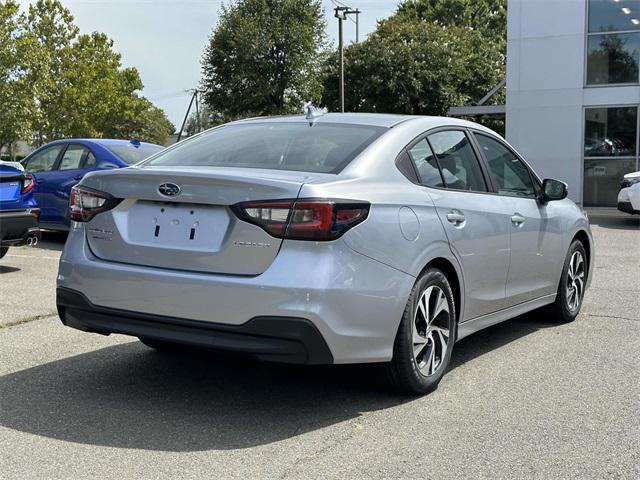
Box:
[201,0,327,120]
[0,0,174,151]
[321,0,506,117]
[0,1,35,151]
[184,104,225,137]
[396,0,507,45]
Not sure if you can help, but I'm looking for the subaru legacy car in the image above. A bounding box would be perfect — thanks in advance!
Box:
[22,139,164,230]
[56,114,593,394]
[0,160,40,259]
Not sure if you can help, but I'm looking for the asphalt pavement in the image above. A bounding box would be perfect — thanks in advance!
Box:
[0,213,638,479]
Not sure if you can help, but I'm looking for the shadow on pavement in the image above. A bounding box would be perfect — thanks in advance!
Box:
[0,265,21,274]
[33,231,67,252]
[0,310,557,452]
[588,214,639,230]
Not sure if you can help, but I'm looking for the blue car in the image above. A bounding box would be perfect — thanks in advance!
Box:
[0,160,41,259]
[21,139,164,230]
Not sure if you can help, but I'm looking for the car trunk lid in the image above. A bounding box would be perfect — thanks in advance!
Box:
[80,166,331,275]
[0,163,25,208]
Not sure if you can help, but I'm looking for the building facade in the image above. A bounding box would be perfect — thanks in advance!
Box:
[506,0,640,206]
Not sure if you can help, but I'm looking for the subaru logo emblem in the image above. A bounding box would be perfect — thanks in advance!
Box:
[158,182,181,197]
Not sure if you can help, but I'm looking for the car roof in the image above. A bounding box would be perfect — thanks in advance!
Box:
[45,138,162,148]
[229,112,488,131]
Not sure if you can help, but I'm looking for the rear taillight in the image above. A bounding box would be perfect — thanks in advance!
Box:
[21,174,35,194]
[232,199,370,240]
[69,186,120,222]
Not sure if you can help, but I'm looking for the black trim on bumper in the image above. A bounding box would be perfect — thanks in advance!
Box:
[56,287,333,365]
[617,202,640,215]
[0,209,40,246]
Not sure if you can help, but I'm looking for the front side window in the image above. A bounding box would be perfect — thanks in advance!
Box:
[58,145,89,170]
[475,134,536,197]
[427,131,487,192]
[587,0,640,85]
[407,139,444,187]
[25,145,64,173]
[145,123,385,174]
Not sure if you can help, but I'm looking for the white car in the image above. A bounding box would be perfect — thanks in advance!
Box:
[617,171,640,215]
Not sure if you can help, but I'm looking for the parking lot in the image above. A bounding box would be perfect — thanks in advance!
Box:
[0,213,638,479]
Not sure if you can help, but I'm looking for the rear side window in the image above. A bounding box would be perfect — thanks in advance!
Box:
[475,134,536,197]
[427,131,487,192]
[58,145,89,170]
[145,123,386,174]
[407,139,444,187]
[25,145,64,173]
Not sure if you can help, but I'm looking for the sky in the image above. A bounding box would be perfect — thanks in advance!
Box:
[17,1,399,128]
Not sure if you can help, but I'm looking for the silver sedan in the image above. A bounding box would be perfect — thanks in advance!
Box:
[56,113,593,394]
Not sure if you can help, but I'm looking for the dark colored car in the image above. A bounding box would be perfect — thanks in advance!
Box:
[21,139,164,230]
[0,161,40,259]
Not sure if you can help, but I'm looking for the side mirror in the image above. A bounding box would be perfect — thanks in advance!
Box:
[540,178,568,203]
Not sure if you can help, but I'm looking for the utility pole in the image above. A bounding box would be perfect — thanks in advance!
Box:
[176,89,199,143]
[334,6,360,113]
[354,9,361,43]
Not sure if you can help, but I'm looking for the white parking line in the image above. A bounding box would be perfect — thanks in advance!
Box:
[6,254,61,260]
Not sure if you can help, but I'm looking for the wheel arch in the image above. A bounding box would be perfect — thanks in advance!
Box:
[572,229,592,280]
[418,257,463,325]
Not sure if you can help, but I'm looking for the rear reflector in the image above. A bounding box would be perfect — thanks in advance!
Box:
[70,186,120,222]
[232,199,370,240]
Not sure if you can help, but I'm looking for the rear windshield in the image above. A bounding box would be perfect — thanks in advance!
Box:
[107,144,164,165]
[144,123,386,173]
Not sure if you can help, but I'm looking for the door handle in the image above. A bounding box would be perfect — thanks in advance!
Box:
[446,210,466,226]
[73,175,83,181]
[511,213,525,226]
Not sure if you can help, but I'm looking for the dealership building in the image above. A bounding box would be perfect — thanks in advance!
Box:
[506,0,640,207]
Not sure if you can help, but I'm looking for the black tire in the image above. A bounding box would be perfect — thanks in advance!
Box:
[547,240,587,323]
[138,336,185,353]
[384,268,457,395]
[0,247,8,260]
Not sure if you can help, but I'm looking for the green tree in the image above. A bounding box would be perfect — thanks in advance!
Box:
[321,15,505,116]
[201,0,327,119]
[0,1,36,154]
[3,0,173,146]
[396,0,507,46]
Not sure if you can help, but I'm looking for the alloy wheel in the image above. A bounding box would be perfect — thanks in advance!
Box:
[566,251,585,311]
[412,286,451,377]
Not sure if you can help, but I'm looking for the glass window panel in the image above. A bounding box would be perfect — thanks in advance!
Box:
[475,134,536,197]
[584,158,637,206]
[146,124,385,173]
[427,131,488,192]
[589,0,640,33]
[24,145,64,173]
[587,32,640,84]
[584,106,637,157]
[407,139,444,187]
[84,151,97,168]
[58,145,88,170]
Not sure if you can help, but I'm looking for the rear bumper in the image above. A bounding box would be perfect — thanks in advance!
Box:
[57,225,415,363]
[0,209,40,246]
[57,287,333,364]
[617,202,639,215]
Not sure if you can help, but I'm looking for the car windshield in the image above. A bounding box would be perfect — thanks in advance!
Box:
[144,123,386,173]
[107,144,164,165]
